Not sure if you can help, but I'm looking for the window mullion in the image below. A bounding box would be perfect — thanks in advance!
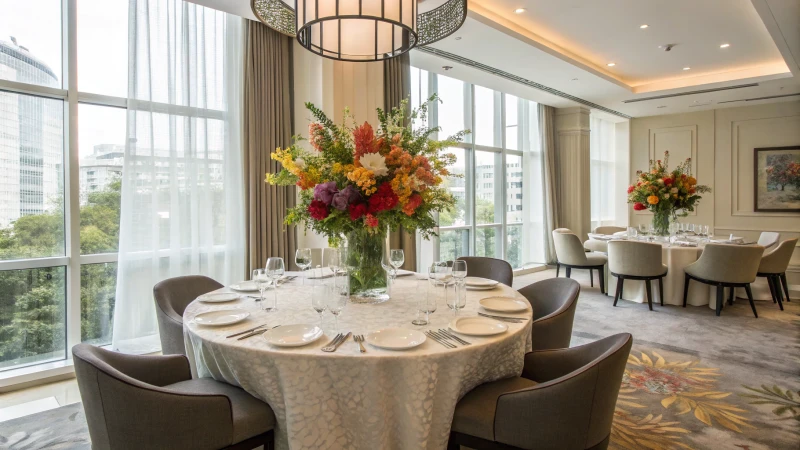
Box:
[499,94,507,262]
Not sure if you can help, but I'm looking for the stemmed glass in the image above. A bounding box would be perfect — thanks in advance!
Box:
[252,269,270,307]
[322,248,340,276]
[449,260,468,316]
[265,257,285,312]
[295,248,312,285]
[311,281,327,325]
[327,273,348,333]
[390,249,405,280]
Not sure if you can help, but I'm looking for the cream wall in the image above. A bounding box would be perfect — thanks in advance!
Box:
[629,101,800,284]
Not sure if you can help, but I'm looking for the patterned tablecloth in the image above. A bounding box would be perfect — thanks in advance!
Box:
[183,276,533,450]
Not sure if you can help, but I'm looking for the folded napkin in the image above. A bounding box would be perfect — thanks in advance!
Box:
[672,240,698,247]
[588,233,614,241]
[395,269,415,277]
[613,231,628,236]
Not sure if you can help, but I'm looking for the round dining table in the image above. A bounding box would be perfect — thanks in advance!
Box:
[183,275,533,450]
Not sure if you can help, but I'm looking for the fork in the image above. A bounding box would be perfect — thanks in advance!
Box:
[438,329,471,345]
[425,331,455,348]
[322,332,351,352]
[354,335,367,353]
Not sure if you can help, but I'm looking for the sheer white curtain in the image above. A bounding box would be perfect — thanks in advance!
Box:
[590,115,616,230]
[112,0,244,353]
[520,99,545,265]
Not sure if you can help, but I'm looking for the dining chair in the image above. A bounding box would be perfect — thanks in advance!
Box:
[593,226,626,236]
[447,333,632,450]
[72,344,275,450]
[517,278,580,351]
[607,241,667,311]
[756,238,796,310]
[154,275,223,355]
[456,256,513,286]
[584,226,627,253]
[552,230,607,294]
[682,244,764,317]
[757,232,780,250]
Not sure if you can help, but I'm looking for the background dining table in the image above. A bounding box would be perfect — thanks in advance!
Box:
[183,275,533,450]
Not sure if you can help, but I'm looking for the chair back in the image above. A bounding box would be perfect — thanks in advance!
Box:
[456,256,513,286]
[594,226,626,236]
[518,278,580,350]
[758,238,797,274]
[757,232,780,249]
[689,244,764,284]
[153,275,223,355]
[607,240,665,277]
[552,230,588,266]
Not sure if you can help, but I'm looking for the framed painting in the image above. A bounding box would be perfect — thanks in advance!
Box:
[754,146,800,213]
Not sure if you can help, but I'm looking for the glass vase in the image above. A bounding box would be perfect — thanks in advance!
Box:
[344,226,390,304]
[652,209,671,237]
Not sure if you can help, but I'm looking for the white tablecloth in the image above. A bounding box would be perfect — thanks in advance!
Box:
[183,277,533,450]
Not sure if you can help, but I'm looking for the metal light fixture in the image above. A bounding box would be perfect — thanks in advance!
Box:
[252,0,468,62]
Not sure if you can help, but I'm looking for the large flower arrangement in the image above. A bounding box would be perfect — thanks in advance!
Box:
[627,151,710,235]
[266,96,465,301]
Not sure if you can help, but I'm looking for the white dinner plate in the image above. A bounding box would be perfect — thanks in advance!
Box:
[464,277,499,287]
[197,292,240,303]
[449,317,508,336]
[467,284,498,291]
[193,309,249,326]
[366,328,426,350]
[479,297,529,313]
[263,324,324,347]
[230,281,259,292]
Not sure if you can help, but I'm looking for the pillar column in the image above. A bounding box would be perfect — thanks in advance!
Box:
[555,106,592,241]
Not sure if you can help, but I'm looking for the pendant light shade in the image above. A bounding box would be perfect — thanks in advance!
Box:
[296,0,417,61]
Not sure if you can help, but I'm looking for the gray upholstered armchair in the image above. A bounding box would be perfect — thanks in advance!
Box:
[584,226,626,254]
[553,229,607,294]
[608,240,667,311]
[154,275,224,355]
[72,344,275,450]
[757,238,797,309]
[448,333,633,450]
[517,278,580,351]
[456,256,514,286]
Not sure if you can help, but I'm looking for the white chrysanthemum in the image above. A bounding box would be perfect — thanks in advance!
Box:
[295,157,306,170]
[359,153,389,177]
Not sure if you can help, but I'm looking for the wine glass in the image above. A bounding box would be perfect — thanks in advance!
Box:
[311,282,327,325]
[265,257,285,312]
[449,260,467,316]
[327,273,348,333]
[295,248,312,285]
[252,269,270,307]
[322,248,340,277]
[390,249,405,280]
[638,223,648,240]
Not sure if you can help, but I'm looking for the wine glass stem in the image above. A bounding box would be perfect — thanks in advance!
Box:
[334,315,338,333]
[273,284,278,310]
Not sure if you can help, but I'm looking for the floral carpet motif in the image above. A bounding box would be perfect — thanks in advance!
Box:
[609,345,799,450]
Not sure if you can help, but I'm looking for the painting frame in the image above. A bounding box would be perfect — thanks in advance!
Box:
[753,145,800,213]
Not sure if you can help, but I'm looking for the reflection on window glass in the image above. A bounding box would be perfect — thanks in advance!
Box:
[0,0,62,88]
[506,154,523,224]
[81,263,117,346]
[79,104,124,254]
[475,151,501,225]
[440,147,467,227]
[0,93,65,260]
[78,0,128,97]
[439,229,469,262]
[0,266,66,371]
[474,86,497,147]
[437,74,466,140]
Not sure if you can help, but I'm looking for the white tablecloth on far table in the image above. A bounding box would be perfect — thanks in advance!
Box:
[183,277,533,450]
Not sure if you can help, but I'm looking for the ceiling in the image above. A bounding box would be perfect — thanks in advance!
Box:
[191,0,800,119]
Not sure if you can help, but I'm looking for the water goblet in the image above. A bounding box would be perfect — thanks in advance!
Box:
[327,273,349,333]
[252,269,270,307]
[311,282,327,325]
[265,257,285,312]
[295,248,312,285]
[390,249,405,280]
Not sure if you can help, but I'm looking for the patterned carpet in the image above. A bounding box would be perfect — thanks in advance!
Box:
[1,268,797,449]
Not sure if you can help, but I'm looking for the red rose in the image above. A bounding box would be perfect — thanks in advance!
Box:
[365,214,379,228]
[348,203,368,220]
[663,177,673,186]
[308,200,329,220]
[368,183,399,213]
[633,202,646,211]
[627,185,635,194]
[689,187,696,194]
[402,194,423,216]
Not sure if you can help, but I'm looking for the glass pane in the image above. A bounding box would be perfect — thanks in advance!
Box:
[439,229,469,262]
[0,0,62,88]
[440,147,467,227]
[78,0,128,97]
[475,151,501,225]
[81,263,117,345]
[436,74,466,140]
[521,99,540,152]
[0,266,66,371]
[506,154,523,224]
[506,224,522,269]
[475,226,502,259]
[79,104,124,254]
[410,67,429,130]
[505,94,519,150]
[474,86,498,147]
[0,93,65,260]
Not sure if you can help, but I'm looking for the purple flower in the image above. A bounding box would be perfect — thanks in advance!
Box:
[313,181,338,205]
[331,185,362,211]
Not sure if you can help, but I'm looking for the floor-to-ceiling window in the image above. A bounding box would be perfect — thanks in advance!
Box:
[411,68,546,269]
[590,115,617,229]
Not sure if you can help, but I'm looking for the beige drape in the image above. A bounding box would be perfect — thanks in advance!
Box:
[539,104,561,264]
[384,53,416,270]
[243,21,297,274]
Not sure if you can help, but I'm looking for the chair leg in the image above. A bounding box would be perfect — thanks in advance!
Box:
[598,266,606,295]
[727,286,734,306]
[447,438,460,450]
[767,275,778,303]
[715,285,723,316]
[773,275,785,311]
[613,277,623,306]
[682,273,690,307]
[744,284,758,318]
[658,277,664,306]
[645,279,653,311]
[556,263,560,277]
[565,267,571,278]
[589,269,594,287]
[779,273,791,302]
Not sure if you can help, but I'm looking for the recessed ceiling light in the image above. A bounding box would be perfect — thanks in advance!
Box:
[640,24,649,29]
[607,62,616,67]
[442,65,453,71]
[720,43,730,48]
[683,67,691,71]
[514,8,526,14]
[454,36,462,40]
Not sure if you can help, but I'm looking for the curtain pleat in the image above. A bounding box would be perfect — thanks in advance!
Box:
[539,104,560,264]
[243,20,297,274]
[383,53,416,270]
